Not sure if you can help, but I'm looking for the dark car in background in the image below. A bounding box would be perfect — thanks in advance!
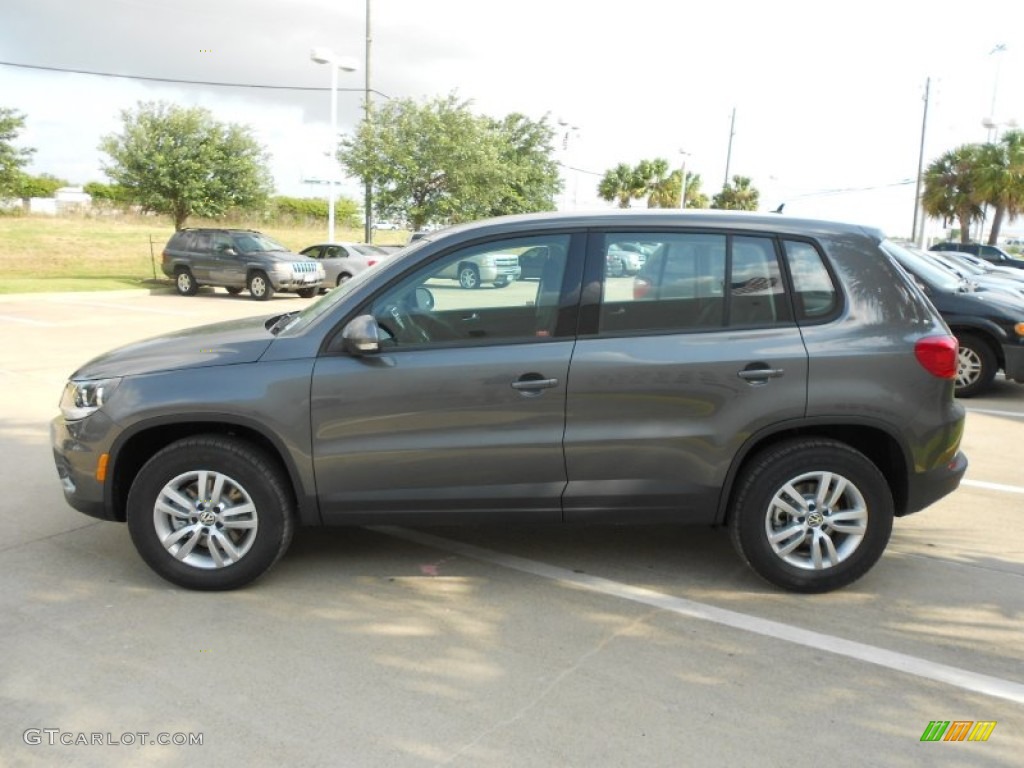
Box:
[54,211,966,594]
[884,241,1024,396]
[930,241,1024,270]
[162,228,324,300]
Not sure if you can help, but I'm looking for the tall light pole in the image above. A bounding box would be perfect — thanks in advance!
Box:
[678,149,690,208]
[557,119,579,210]
[723,107,736,187]
[311,47,358,243]
[363,0,374,244]
[912,77,930,246]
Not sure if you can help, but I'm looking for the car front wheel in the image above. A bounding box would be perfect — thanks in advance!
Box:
[458,264,480,289]
[248,271,274,300]
[955,333,997,398]
[175,268,198,296]
[126,436,295,590]
[729,439,893,593]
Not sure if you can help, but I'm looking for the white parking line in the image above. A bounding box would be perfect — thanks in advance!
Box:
[374,526,1024,705]
[967,407,1024,419]
[962,478,1024,495]
[47,299,198,317]
[0,314,59,327]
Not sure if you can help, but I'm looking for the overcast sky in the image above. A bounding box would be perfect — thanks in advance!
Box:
[2,0,1023,236]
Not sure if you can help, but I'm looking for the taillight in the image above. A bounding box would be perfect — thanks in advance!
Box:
[367,259,378,267]
[914,335,958,379]
[633,278,651,300]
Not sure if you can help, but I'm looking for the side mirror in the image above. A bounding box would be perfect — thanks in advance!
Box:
[413,286,435,311]
[341,314,382,355]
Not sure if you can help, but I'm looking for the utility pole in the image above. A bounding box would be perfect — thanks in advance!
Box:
[723,107,736,188]
[363,0,374,244]
[912,77,930,246]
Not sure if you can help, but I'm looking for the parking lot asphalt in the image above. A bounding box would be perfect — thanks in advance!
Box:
[1,288,1022,767]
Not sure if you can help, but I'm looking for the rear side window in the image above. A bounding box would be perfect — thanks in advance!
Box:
[598,232,792,333]
[782,240,838,319]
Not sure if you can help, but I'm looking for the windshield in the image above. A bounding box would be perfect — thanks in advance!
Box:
[276,238,430,335]
[881,241,962,293]
[231,232,289,253]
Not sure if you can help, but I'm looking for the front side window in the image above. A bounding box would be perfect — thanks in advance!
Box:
[367,234,571,348]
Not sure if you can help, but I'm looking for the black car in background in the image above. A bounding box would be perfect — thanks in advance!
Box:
[884,241,1024,396]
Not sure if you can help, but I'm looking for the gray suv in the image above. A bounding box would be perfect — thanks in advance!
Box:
[53,211,967,593]
[162,228,325,300]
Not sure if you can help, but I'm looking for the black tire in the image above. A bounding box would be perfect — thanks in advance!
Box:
[225,286,243,296]
[458,264,480,289]
[297,287,319,299]
[729,439,893,593]
[494,279,512,288]
[174,268,198,296]
[954,333,997,398]
[248,271,274,301]
[336,273,352,286]
[126,435,295,590]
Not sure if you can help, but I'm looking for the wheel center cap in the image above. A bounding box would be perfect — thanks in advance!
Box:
[199,509,217,525]
[807,511,825,527]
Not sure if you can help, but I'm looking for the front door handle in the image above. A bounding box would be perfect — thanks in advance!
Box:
[737,366,785,384]
[511,374,559,393]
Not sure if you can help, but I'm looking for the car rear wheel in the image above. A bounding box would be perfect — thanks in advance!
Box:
[175,268,198,296]
[954,333,997,398]
[458,264,480,289]
[336,273,353,287]
[248,271,274,301]
[225,286,243,296]
[729,439,893,593]
[297,287,319,299]
[127,436,295,590]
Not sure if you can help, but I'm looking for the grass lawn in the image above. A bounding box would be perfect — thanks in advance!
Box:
[0,215,410,294]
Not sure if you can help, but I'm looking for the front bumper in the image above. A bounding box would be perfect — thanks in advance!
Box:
[272,272,324,291]
[50,413,117,521]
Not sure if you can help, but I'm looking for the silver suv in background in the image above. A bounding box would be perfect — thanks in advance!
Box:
[162,228,325,300]
[53,211,966,593]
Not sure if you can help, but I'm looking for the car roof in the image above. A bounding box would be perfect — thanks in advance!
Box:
[423,210,886,243]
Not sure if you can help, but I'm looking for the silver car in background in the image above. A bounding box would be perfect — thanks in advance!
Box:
[300,242,392,289]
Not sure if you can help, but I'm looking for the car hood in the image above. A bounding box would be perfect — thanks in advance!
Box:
[71,314,276,380]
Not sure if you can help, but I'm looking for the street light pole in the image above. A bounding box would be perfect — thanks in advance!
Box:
[678,150,690,209]
[311,47,358,243]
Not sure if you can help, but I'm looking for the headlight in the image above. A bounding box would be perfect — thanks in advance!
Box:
[59,378,122,421]
[270,264,292,275]
[1015,322,1024,336]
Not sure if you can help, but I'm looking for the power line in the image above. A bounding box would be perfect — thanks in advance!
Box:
[0,60,392,98]
[788,179,916,200]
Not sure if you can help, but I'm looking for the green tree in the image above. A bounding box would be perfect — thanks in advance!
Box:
[0,107,35,198]
[711,175,760,210]
[16,173,67,199]
[339,94,557,231]
[83,181,128,205]
[485,112,561,216]
[681,171,709,209]
[975,131,1024,245]
[637,158,676,208]
[922,144,984,243]
[598,163,645,208]
[99,101,273,229]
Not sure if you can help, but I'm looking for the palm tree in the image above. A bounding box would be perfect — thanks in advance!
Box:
[682,171,709,209]
[922,144,985,243]
[975,130,1024,245]
[639,158,678,208]
[711,175,759,210]
[598,163,644,208]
